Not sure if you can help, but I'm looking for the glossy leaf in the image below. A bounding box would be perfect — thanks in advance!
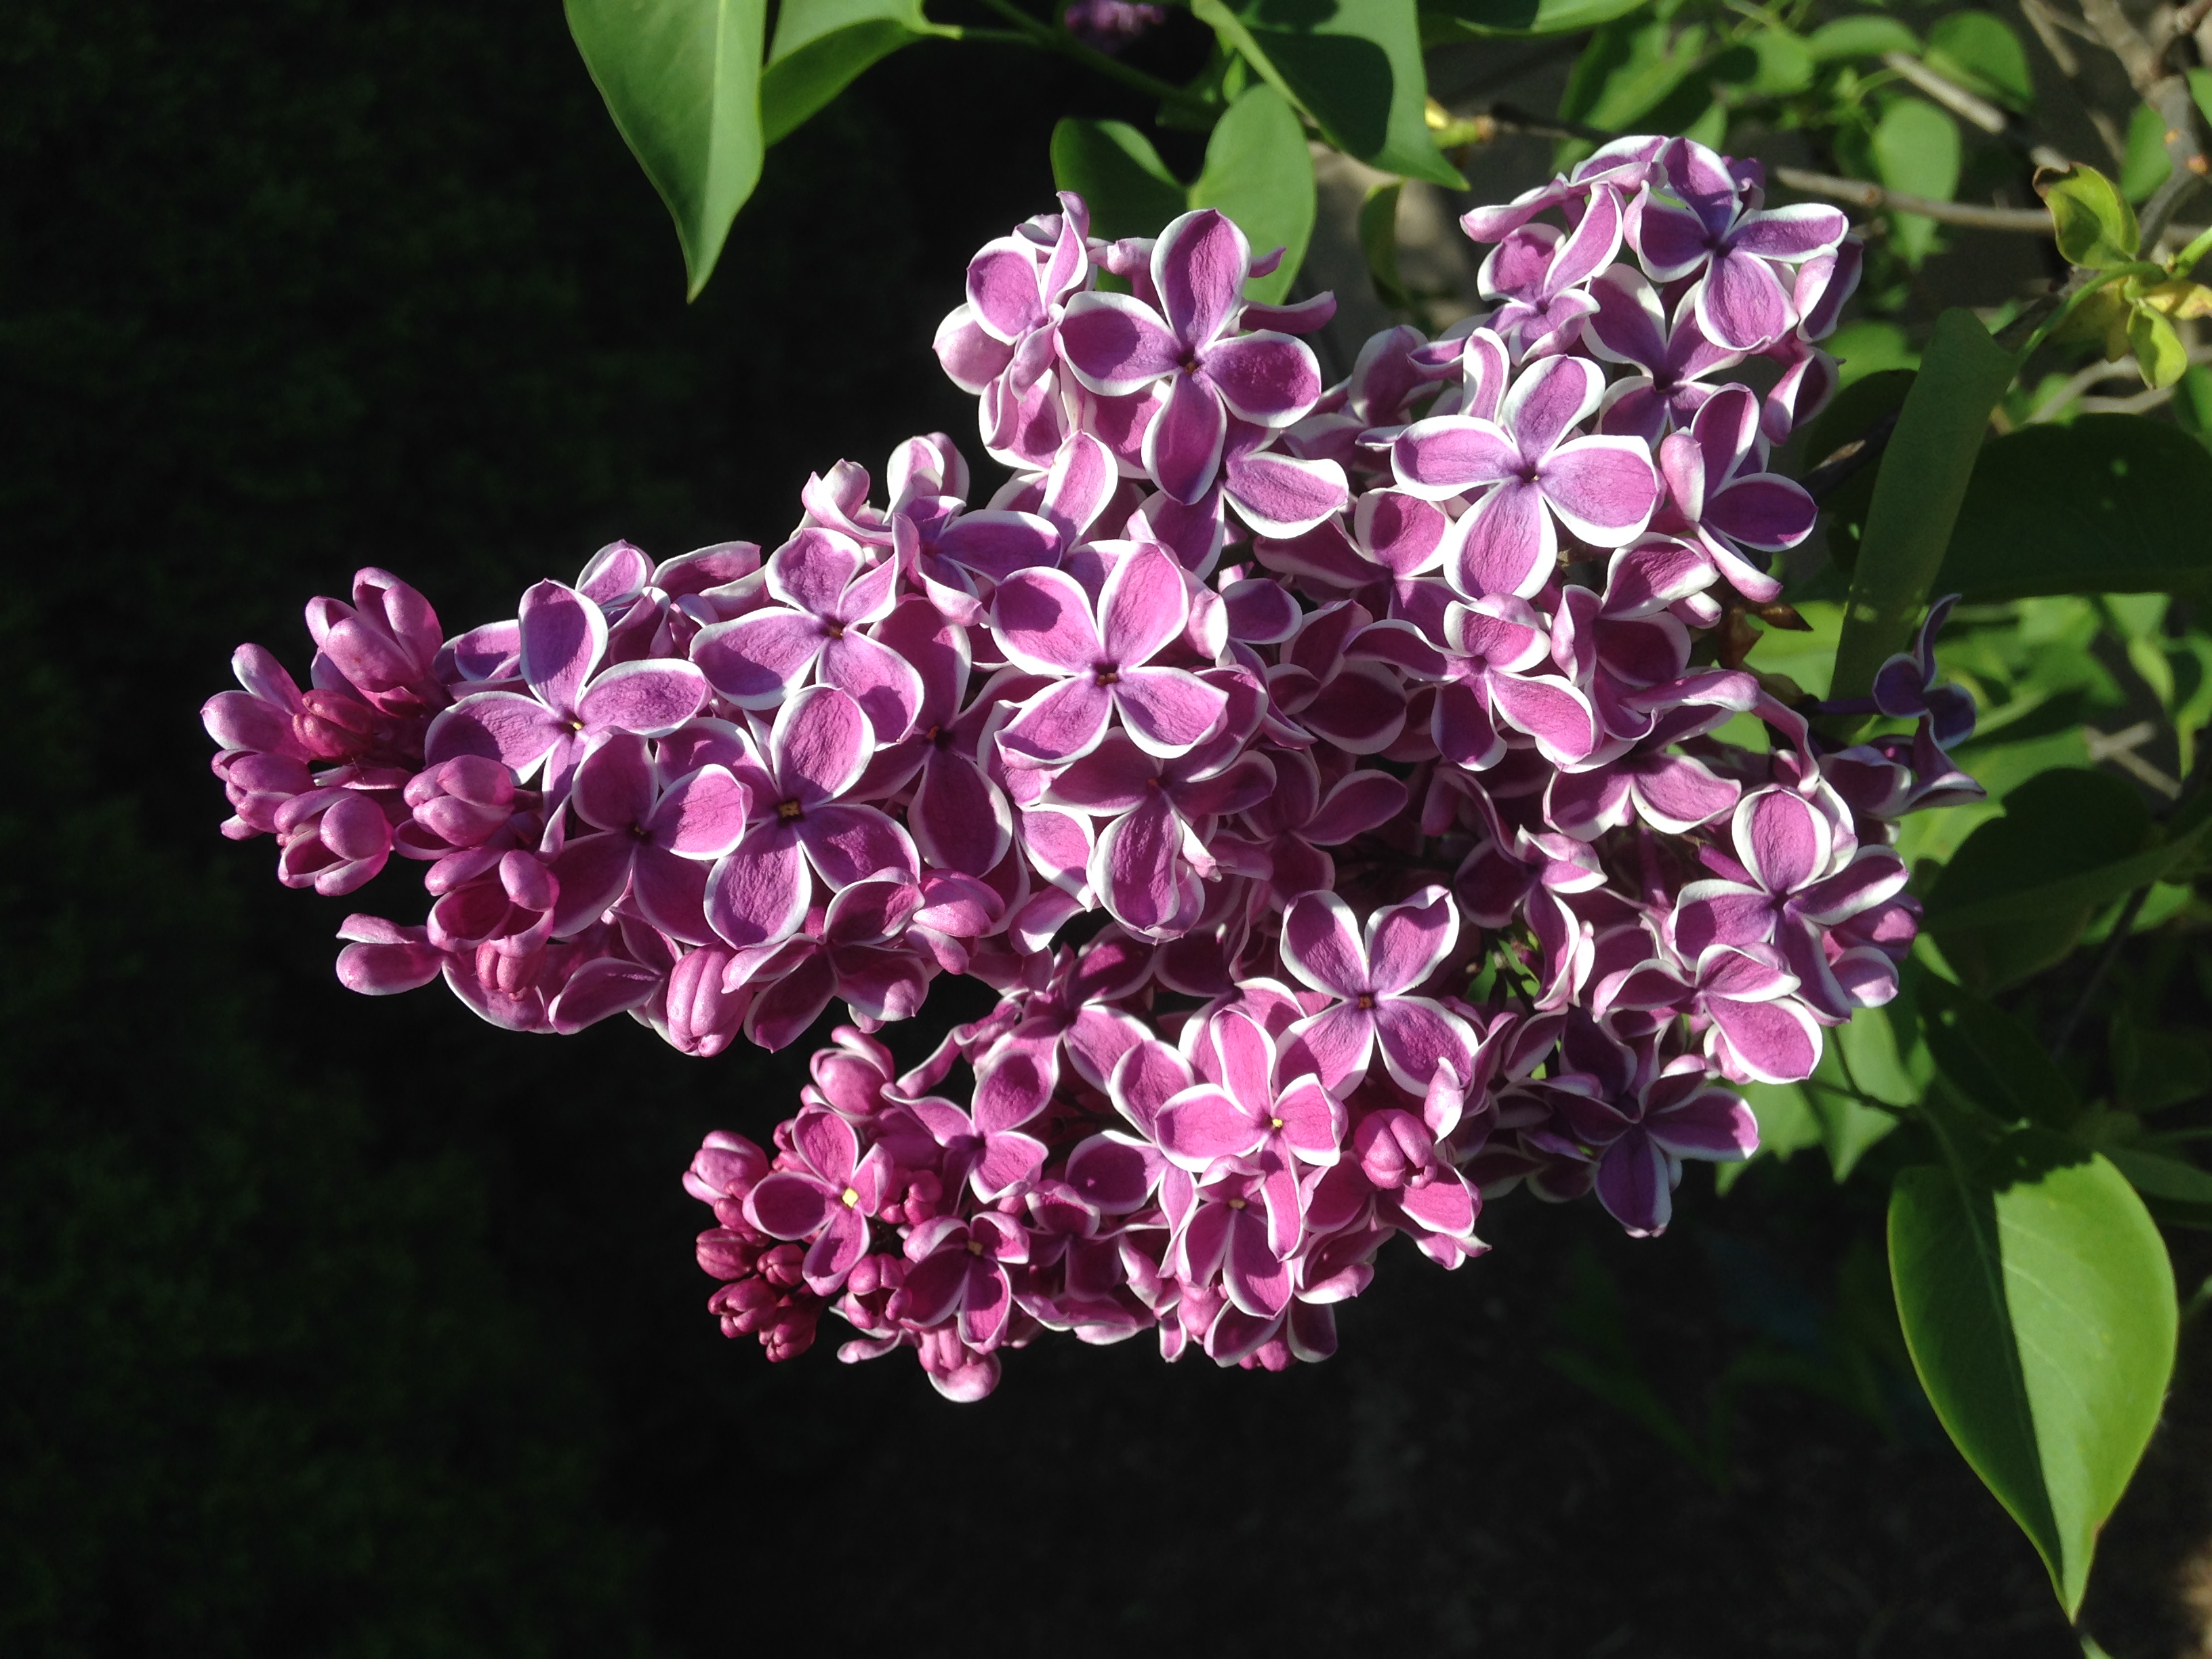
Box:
[1872,98,1961,266]
[2121,102,2170,203]
[1889,1132,2176,1614]
[1925,11,2032,112]
[567,0,769,301]
[2105,1144,2212,1205]
[1418,0,1651,40]
[2130,306,2190,389]
[1195,0,1465,186]
[761,0,942,144]
[1919,976,2079,1130]
[2041,164,2139,270]
[1189,83,1317,305]
[1561,12,1705,135]
[1936,415,2212,600]
[1358,180,1408,308]
[1050,119,1187,243]
[1830,310,2017,703]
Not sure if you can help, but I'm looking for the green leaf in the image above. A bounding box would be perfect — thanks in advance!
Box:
[2121,102,2171,203]
[2129,304,2190,389]
[1925,11,2033,112]
[1872,98,1961,266]
[1418,0,1650,41]
[1195,0,1464,186]
[2041,163,2141,270]
[1738,28,1815,97]
[1923,767,2209,987]
[1806,15,1920,60]
[2105,1144,2212,1204]
[2111,1015,2212,1112]
[1935,415,2212,600]
[567,0,768,301]
[760,0,942,144]
[1830,309,2017,703]
[1889,1132,2177,1615]
[1919,975,2080,1129]
[1053,87,1316,300]
[1050,119,1187,243]
[1357,180,1408,308]
[1800,367,1915,572]
[1560,12,1705,134]
[1189,84,1317,304]
[2178,364,2212,449]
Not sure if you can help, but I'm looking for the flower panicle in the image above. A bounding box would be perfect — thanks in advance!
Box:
[205,135,1978,1400]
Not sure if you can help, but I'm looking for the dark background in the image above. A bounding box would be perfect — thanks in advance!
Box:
[1,3,2203,1654]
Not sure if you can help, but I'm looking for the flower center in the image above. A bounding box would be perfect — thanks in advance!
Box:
[1094,663,1121,687]
[1270,1116,1284,1130]
[966,1237,987,1256]
[823,621,846,640]
[777,798,804,822]
[1227,1196,1246,1210]
[841,1186,859,1208]
[1356,993,1376,1010]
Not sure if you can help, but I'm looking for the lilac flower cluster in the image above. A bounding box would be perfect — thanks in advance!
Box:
[205,136,1981,1399]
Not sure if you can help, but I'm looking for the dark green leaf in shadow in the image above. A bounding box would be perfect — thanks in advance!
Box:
[1197,0,1464,184]
[762,1,944,144]
[1050,119,1188,242]
[1418,0,1650,41]
[1946,415,2212,606]
[1925,11,2033,112]
[1919,975,2080,1128]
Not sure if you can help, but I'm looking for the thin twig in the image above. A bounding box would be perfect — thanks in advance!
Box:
[1770,166,2057,230]
[2171,0,2212,42]
[2020,0,2086,73]
[2074,0,2211,223]
[1880,51,2072,169]
[2051,726,2212,1055]
[1800,412,1899,502]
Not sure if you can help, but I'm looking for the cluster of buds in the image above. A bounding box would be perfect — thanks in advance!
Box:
[205,136,1981,1399]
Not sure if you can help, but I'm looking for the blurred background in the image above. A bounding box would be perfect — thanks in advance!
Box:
[3,3,2206,1654]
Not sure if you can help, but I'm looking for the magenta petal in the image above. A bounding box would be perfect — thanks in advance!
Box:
[569,731,655,832]
[974,1130,1048,1200]
[966,239,1046,341]
[651,765,752,858]
[1396,1172,1475,1237]
[1488,673,1597,765]
[1058,291,1183,395]
[1000,675,1114,764]
[693,609,826,705]
[1223,450,1349,538]
[1144,371,1228,505]
[1154,1086,1265,1169]
[1595,1133,1673,1236]
[1152,207,1248,350]
[1698,250,1791,352]
[1738,788,1830,894]
[424,692,560,775]
[1224,1218,1291,1317]
[1502,354,1601,458]
[1202,333,1322,427]
[578,659,710,737]
[910,752,1012,877]
[1708,994,1822,1084]
[631,845,713,943]
[1452,480,1554,599]
[992,567,1105,675]
[518,579,606,713]
[745,1171,830,1240]
[706,825,809,947]
[820,631,924,743]
[773,685,873,800]
[1305,770,1406,844]
[1099,544,1191,667]
[1371,998,1475,1092]
[1091,795,1185,933]
[1707,474,1816,550]
[1280,892,1367,997]
[1542,438,1658,546]
[1392,416,1521,498]
[1364,890,1457,993]
[1112,667,1227,756]
[898,1248,969,1328]
[548,832,634,936]
[1729,203,1847,260]
[800,803,917,887]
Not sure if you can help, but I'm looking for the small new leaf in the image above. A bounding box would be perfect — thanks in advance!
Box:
[2037,164,2141,270]
[2130,304,2190,390]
